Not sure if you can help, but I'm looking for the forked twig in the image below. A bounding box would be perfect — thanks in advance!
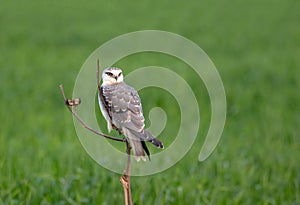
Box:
[59,84,124,142]
[60,60,133,205]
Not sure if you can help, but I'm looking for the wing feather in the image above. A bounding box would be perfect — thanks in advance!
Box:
[98,86,113,132]
[100,83,145,133]
[100,81,164,158]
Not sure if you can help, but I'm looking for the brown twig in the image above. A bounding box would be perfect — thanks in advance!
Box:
[59,84,124,142]
[97,59,101,91]
[120,141,133,205]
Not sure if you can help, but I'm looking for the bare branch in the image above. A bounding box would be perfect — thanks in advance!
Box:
[120,142,133,205]
[59,84,124,142]
[97,59,101,91]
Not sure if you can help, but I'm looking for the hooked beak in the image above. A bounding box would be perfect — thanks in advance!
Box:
[114,76,118,81]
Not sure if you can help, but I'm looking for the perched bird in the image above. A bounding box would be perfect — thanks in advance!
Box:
[98,67,164,161]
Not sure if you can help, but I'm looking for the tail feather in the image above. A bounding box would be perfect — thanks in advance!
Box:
[144,130,164,148]
[141,141,150,160]
[128,137,146,162]
[123,128,164,161]
[127,129,164,148]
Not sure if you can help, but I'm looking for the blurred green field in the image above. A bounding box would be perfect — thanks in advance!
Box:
[1,0,300,204]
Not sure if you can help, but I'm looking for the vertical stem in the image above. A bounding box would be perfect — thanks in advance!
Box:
[126,141,132,205]
[121,140,133,205]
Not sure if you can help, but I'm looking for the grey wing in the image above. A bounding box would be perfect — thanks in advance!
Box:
[98,86,113,132]
[102,84,164,149]
[110,84,145,132]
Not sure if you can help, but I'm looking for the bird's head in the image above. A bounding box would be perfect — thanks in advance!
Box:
[102,67,124,85]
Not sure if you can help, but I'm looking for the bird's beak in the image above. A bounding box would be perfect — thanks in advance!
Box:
[114,76,118,81]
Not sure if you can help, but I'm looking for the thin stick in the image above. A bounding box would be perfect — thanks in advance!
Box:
[120,141,133,205]
[97,59,101,91]
[59,84,124,142]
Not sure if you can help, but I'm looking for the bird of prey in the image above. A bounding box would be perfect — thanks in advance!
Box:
[98,67,164,161]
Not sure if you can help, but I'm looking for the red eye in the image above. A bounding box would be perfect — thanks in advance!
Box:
[105,72,113,76]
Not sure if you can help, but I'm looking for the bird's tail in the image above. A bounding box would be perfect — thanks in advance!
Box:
[144,130,164,148]
[124,128,147,161]
[128,137,147,162]
[123,128,164,161]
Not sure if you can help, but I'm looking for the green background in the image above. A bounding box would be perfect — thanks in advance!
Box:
[0,0,299,204]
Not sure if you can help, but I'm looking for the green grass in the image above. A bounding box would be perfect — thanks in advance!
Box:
[1,0,300,204]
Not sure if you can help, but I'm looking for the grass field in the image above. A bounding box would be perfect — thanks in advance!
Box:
[1,0,300,204]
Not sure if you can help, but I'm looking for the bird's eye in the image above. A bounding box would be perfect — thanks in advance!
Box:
[118,72,122,77]
[105,72,113,76]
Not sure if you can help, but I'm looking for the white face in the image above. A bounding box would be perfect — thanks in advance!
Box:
[102,67,124,85]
